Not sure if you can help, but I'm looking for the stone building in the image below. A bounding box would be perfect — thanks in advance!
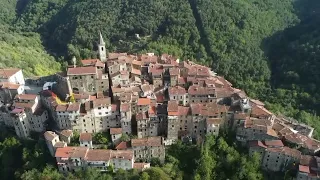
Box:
[110,128,122,145]
[44,131,67,156]
[55,103,81,130]
[120,103,132,134]
[131,136,165,163]
[79,133,93,148]
[262,146,301,172]
[67,66,109,94]
[55,147,138,173]
[10,94,49,138]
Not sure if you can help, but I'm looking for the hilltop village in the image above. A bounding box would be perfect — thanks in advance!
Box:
[0,34,319,179]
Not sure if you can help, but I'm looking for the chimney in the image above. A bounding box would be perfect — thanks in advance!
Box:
[72,56,77,68]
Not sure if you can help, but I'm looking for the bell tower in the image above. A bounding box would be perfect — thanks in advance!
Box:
[98,31,107,62]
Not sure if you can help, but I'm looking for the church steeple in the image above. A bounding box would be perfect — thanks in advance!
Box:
[99,31,105,45]
[98,31,106,62]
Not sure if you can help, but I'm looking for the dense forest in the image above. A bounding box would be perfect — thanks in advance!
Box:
[0,126,262,180]
[1,0,320,179]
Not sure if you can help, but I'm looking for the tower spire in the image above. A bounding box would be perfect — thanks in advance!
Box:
[99,31,105,45]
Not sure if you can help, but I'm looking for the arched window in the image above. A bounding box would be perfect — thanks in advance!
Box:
[101,47,104,51]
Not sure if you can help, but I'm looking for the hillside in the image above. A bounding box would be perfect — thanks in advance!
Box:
[0,0,61,77]
[16,0,207,63]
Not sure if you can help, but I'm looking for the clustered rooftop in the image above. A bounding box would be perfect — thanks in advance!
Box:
[0,34,319,178]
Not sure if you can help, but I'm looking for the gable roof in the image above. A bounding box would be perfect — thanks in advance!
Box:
[67,66,97,75]
[0,68,20,78]
[79,133,92,142]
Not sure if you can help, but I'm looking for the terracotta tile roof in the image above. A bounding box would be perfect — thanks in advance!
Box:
[267,147,301,159]
[234,113,248,120]
[279,127,295,137]
[131,136,163,147]
[44,131,58,141]
[119,55,135,63]
[133,163,150,171]
[215,88,234,98]
[67,66,97,75]
[112,87,125,94]
[111,104,118,111]
[14,102,34,109]
[188,85,215,95]
[187,66,210,77]
[120,103,130,112]
[59,130,73,138]
[190,103,227,116]
[267,128,278,137]
[15,94,37,101]
[248,140,267,148]
[111,150,134,160]
[169,86,186,95]
[149,66,163,76]
[0,82,20,90]
[251,104,273,118]
[167,100,178,112]
[85,149,111,161]
[0,68,20,78]
[110,128,122,135]
[108,53,127,60]
[141,84,154,93]
[136,112,149,120]
[55,146,88,158]
[132,60,142,66]
[178,106,190,116]
[140,54,158,64]
[137,98,151,106]
[178,77,187,84]
[148,106,156,115]
[81,59,105,67]
[10,108,24,114]
[54,141,67,148]
[303,138,320,151]
[93,98,111,108]
[79,133,92,142]
[67,103,80,111]
[264,140,284,147]
[73,93,90,100]
[115,141,131,150]
[299,165,310,173]
[95,92,103,99]
[131,68,141,75]
[56,104,67,112]
[285,133,307,145]
[272,122,287,133]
